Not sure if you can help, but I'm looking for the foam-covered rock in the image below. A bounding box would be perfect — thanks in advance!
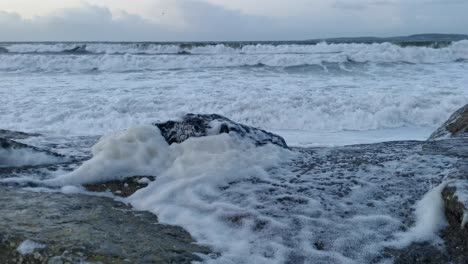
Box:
[154,113,288,148]
[429,104,468,140]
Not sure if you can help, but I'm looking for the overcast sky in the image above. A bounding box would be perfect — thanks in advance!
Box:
[0,0,467,41]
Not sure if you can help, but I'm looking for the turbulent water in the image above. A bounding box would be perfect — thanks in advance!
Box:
[1,41,468,146]
[1,41,468,263]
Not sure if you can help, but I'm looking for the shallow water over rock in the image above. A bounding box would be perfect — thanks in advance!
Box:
[0,187,210,263]
[0,121,468,263]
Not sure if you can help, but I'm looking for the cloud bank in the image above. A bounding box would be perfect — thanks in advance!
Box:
[0,0,467,41]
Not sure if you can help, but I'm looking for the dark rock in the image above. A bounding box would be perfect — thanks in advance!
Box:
[84,176,156,197]
[440,186,468,264]
[0,137,26,150]
[0,137,71,175]
[0,129,40,140]
[154,114,288,148]
[0,47,8,53]
[391,184,468,264]
[387,185,468,264]
[0,187,211,263]
[0,137,64,159]
[385,243,449,264]
[177,50,191,55]
[422,137,468,158]
[63,45,88,54]
[388,138,468,264]
[429,104,468,140]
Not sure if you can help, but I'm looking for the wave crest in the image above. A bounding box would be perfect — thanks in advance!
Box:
[0,41,466,73]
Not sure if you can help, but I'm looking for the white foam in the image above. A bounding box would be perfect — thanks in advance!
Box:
[17,239,46,255]
[1,41,468,73]
[137,177,152,184]
[0,147,61,168]
[126,133,293,264]
[60,185,85,194]
[462,211,468,229]
[3,41,468,57]
[1,60,467,145]
[1,41,468,147]
[48,126,170,185]
[40,124,459,263]
[390,182,449,248]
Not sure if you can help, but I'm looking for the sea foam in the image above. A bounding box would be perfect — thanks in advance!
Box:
[46,125,457,263]
[0,41,467,73]
[0,147,62,168]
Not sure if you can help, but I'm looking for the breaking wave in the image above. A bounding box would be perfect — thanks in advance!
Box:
[0,145,63,168]
[0,41,467,72]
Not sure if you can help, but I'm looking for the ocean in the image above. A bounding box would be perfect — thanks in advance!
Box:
[1,41,467,146]
[1,40,468,263]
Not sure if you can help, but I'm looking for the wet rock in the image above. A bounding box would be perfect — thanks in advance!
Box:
[154,113,288,148]
[63,45,88,54]
[422,137,468,158]
[440,186,468,264]
[386,243,449,264]
[177,50,191,55]
[429,104,468,140]
[0,138,63,158]
[84,176,156,197]
[1,137,33,150]
[0,138,66,171]
[0,187,210,263]
[391,183,468,263]
[388,136,468,263]
[0,129,40,140]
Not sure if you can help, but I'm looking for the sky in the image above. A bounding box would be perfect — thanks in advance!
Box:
[0,0,467,41]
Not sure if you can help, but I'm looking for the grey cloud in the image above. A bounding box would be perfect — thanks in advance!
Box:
[331,2,367,10]
[0,2,277,41]
[332,0,396,10]
[173,0,276,40]
[0,0,467,41]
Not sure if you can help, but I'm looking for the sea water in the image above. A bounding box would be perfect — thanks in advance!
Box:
[1,41,467,146]
[1,41,468,263]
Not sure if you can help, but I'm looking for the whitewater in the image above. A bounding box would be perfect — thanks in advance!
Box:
[0,41,467,144]
[1,41,468,146]
[1,41,468,263]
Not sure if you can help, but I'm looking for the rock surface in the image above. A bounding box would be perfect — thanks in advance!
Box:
[391,108,468,263]
[386,139,468,263]
[428,104,468,263]
[440,186,468,264]
[0,129,40,140]
[0,187,210,264]
[0,137,66,171]
[3,108,468,263]
[84,176,156,197]
[154,113,288,148]
[386,242,449,264]
[429,104,468,140]
[0,137,63,159]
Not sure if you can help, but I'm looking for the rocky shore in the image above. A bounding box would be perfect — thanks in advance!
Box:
[389,104,468,263]
[0,187,210,264]
[1,106,468,263]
